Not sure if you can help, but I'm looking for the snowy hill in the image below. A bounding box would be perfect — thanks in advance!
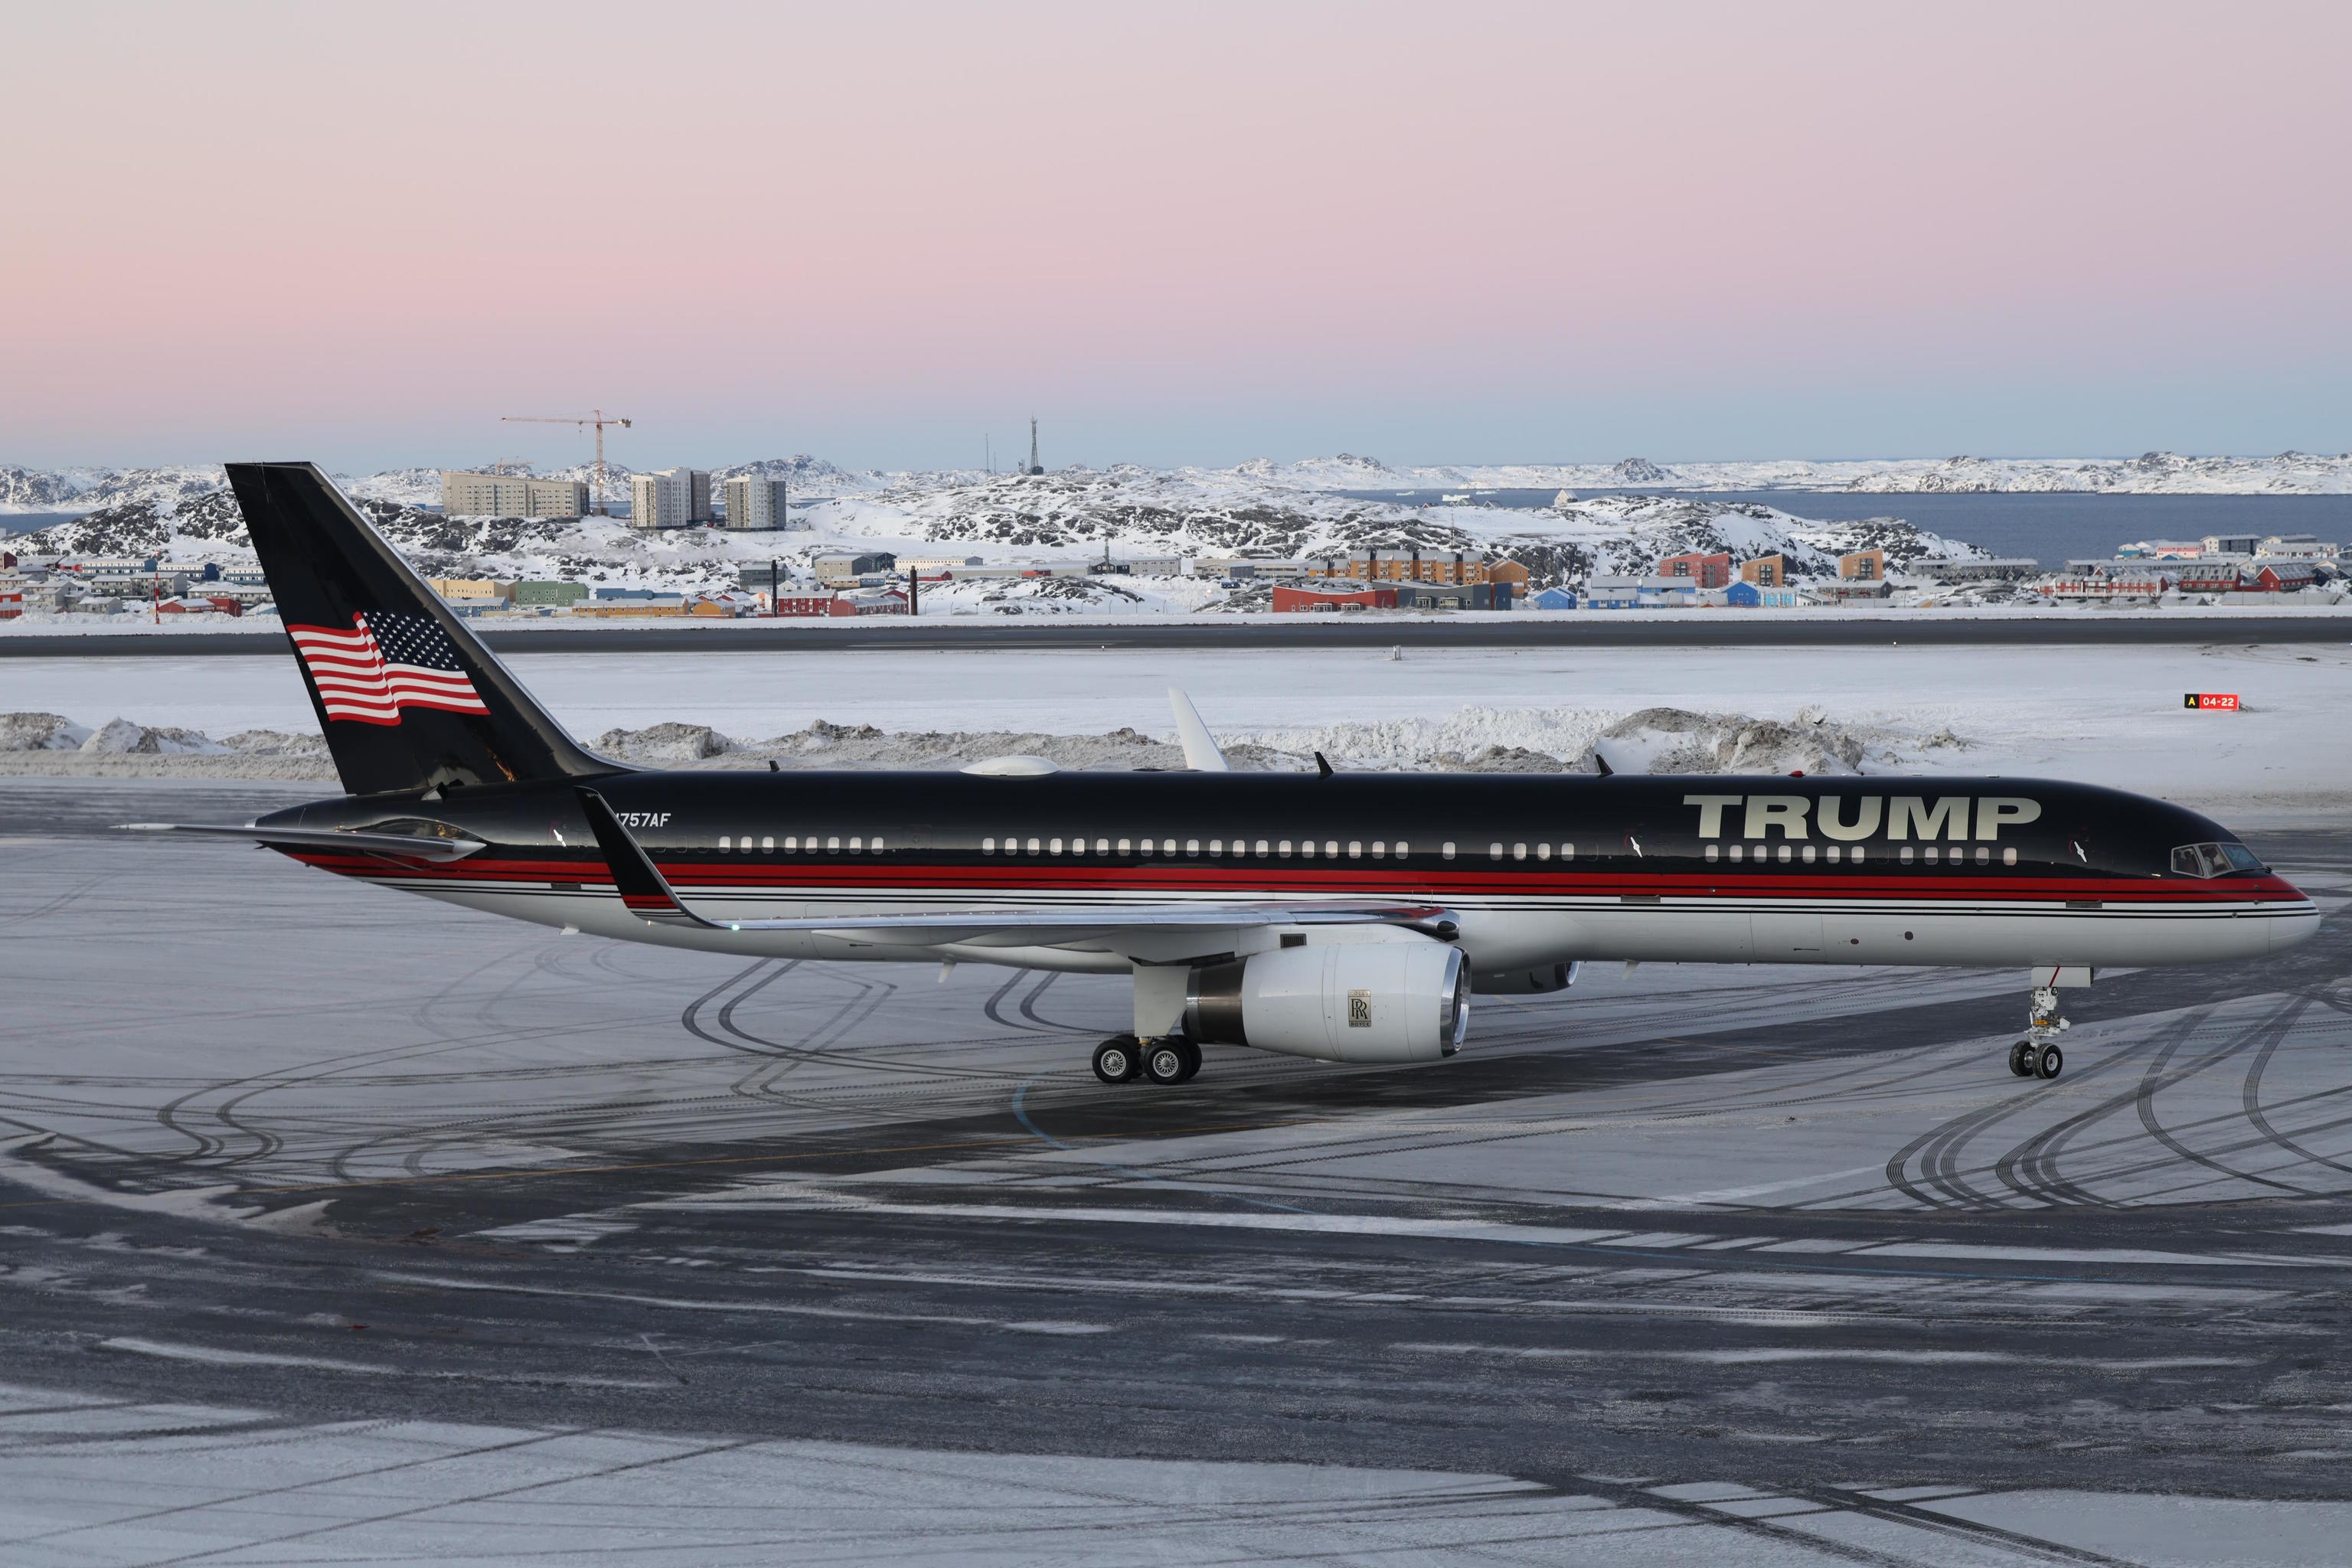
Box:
[1263,451,2352,495]
[6,448,2347,522]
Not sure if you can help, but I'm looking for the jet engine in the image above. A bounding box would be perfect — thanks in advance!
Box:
[1184,942,1468,1063]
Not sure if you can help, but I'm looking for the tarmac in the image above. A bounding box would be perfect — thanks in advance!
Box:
[5,776,2352,1564]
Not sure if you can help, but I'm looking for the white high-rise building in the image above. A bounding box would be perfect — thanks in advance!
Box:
[629,469,714,529]
[721,475,792,531]
[629,471,690,531]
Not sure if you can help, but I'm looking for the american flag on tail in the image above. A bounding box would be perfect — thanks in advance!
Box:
[287,612,490,726]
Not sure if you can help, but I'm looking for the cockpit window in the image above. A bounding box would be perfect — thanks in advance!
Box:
[2170,841,2264,877]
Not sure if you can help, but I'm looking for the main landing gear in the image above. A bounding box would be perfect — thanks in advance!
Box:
[1092,1034,1200,1086]
[2007,984,2069,1082]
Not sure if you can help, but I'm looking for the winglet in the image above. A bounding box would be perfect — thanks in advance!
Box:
[574,788,718,928]
[1168,686,1230,773]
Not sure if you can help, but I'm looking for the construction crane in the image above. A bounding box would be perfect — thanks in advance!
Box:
[502,409,633,515]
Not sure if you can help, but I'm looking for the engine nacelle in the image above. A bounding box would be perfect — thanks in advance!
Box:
[1184,942,1468,1063]
[1474,962,1581,995]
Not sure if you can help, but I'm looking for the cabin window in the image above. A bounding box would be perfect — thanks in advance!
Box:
[1777,844,1792,864]
[1490,843,1504,859]
[763,836,774,851]
[1537,844,1552,861]
[828,836,841,853]
[1563,844,1575,861]
[1442,841,1456,859]
[849,837,864,853]
[1096,838,1109,854]
[1851,846,1865,864]
[1050,838,1063,854]
[1208,839,1223,857]
[1704,844,1719,863]
[1513,843,1527,861]
[1825,844,1840,863]
[1256,839,1270,856]
[1187,838,1200,855]
[720,835,731,851]
[1926,846,1940,864]
[982,838,996,854]
[786,836,799,851]
[2004,847,2017,867]
[1027,837,1040,854]
[1298,839,1314,858]
[1116,838,1131,853]
[1371,841,1386,858]
[1802,844,1816,864]
[1396,841,1410,858]
[1348,841,1362,858]
[1730,843,1743,862]
[1975,846,1989,865]
[1900,845,1913,864]
[1279,839,1293,857]
[1325,841,1338,857]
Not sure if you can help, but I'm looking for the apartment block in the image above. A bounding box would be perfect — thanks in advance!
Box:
[439,472,589,519]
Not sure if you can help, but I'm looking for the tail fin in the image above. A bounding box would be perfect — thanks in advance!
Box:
[226,461,616,796]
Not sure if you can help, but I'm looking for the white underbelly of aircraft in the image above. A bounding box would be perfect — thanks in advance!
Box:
[395,880,2309,975]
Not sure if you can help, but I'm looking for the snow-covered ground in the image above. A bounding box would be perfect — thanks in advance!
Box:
[3,470,1990,607]
[3,1387,2341,1568]
[8,641,2346,815]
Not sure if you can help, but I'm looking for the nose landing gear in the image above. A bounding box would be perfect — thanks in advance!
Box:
[2006,985,2069,1080]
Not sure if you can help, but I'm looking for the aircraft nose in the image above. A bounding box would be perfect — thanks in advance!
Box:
[2269,882,2321,953]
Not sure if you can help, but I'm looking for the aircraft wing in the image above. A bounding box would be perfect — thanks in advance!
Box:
[573,787,1454,946]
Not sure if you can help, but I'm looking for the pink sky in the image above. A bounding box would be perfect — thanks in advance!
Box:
[3,1,2347,471]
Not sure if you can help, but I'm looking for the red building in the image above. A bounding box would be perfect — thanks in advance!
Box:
[1658,551,1733,589]
[2175,563,2240,593]
[775,588,910,617]
[774,593,861,617]
[2249,561,2316,592]
[1273,584,1398,612]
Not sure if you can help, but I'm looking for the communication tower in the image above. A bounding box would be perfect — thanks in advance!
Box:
[1027,416,1043,475]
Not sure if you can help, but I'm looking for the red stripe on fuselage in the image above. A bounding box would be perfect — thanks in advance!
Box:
[276,850,2308,907]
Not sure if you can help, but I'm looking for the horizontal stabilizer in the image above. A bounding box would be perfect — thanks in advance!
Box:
[116,822,486,862]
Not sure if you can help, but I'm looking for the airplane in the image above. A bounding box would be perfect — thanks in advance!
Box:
[127,462,2318,1089]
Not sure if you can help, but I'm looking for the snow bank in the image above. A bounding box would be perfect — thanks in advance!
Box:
[2,705,1960,782]
[0,711,90,750]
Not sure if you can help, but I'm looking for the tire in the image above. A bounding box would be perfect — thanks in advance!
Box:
[1092,1037,1139,1084]
[1144,1041,1187,1085]
[1172,1037,1202,1083]
[2035,1043,2063,1080]
[2008,1040,2034,1077]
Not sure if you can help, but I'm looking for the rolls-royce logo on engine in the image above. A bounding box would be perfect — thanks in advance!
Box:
[1347,991,1373,1027]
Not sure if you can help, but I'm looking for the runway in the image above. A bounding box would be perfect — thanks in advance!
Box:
[6,778,2352,1565]
[7,609,2352,658]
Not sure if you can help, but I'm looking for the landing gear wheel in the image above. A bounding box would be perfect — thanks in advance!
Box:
[1171,1037,1202,1083]
[1144,1040,1190,1085]
[2034,1043,2064,1080]
[1092,1037,1142,1084]
[2008,1040,2034,1077]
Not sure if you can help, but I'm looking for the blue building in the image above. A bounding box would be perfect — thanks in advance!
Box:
[1532,586,1578,610]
